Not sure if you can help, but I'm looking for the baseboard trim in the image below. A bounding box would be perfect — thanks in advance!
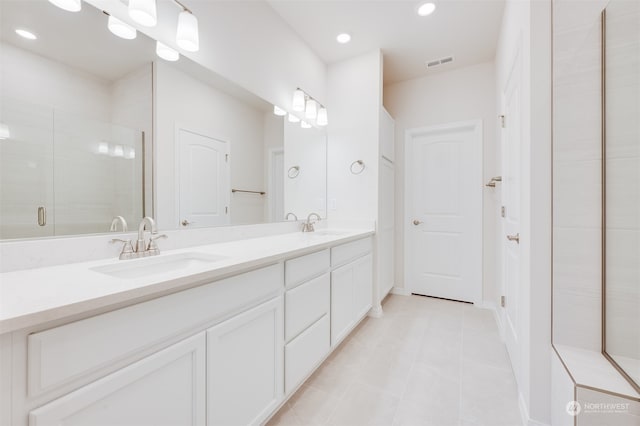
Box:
[390,287,410,296]
[518,392,550,426]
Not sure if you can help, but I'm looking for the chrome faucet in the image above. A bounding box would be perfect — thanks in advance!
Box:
[111,216,167,260]
[136,216,157,253]
[109,216,128,232]
[285,212,298,221]
[302,212,321,232]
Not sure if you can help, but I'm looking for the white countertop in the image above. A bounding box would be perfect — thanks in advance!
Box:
[0,229,373,334]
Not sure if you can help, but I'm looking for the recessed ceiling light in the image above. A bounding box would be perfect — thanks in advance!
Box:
[417,2,436,16]
[336,33,351,44]
[15,29,37,40]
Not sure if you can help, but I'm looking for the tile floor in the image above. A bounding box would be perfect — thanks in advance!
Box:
[267,294,523,426]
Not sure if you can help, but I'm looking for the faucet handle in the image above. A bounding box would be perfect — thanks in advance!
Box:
[110,238,135,260]
[147,234,168,252]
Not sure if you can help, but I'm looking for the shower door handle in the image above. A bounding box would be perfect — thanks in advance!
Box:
[413,219,423,226]
[37,206,46,226]
[506,233,520,244]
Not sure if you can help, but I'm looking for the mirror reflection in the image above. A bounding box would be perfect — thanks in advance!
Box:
[0,0,327,239]
[603,0,640,391]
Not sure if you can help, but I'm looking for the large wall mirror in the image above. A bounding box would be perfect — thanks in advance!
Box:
[603,0,640,392]
[0,0,327,240]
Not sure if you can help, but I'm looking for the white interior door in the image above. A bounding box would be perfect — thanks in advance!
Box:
[268,148,284,222]
[405,121,482,304]
[177,128,230,228]
[501,49,522,374]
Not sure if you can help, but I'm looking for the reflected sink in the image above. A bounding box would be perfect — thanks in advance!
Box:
[91,252,227,279]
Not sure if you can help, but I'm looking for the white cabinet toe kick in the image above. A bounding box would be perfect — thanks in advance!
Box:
[1,236,373,426]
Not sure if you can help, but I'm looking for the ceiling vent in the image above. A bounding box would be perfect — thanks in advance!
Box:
[426,56,455,68]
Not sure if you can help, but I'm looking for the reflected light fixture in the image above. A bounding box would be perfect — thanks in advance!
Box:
[0,123,10,140]
[15,29,37,40]
[273,105,287,116]
[292,89,305,112]
[156,41,180,61]
[300,121,312,129]
[176,9,199,52]
[417,2,436,16]
[107,15,137,40]
[98,142,109,154]
[336,33,351,44]
[113,145,124,157]
[129,0,157,27]
[288,113,300,123]
[316,107,328,126]
[48,0,81,12]
[305,99,317,120]
[125,147,136,159]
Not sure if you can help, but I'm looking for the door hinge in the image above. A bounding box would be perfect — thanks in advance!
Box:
[501,206,506,217]
[499,115,506,128]
[225,206,228,214]
[501,295,506,307]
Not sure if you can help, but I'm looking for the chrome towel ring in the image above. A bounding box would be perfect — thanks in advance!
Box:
[350,160,365,175]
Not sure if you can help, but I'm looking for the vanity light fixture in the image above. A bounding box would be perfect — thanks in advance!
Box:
[107,15,137,40]
[98,142,110,154]
[292,89,306,112]
[176,8,199,52]
[113,145,124,158]
[336,33,351,44]
[156,41,180,61]
[288,113,300,123]
[129,0,157,27]
[273,105,287,116]
[417,2,436,16]
[305,99,318,120]
[0,123,10,140]
[48,0,81,12]
[15,29,37,40]
[300,121,312,129]
[316,107,328,126]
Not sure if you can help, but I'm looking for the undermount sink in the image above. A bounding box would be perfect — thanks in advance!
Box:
[91,252,227,279]
[308,230,350,237]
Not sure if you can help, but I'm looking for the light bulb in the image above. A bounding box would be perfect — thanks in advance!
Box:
[336,33,351,44]
[292,89,305,112]
[108,15,137,40]
[129,0,157,27]
[301,121,312,129]
[288,114,300,123]
[156,41,179,61]
[273,105,287,116]
[176,10,199,52]
[98,142,109,154]
[417,2,436,16]
[0,123,10,140]
[305,99,317,120]
[316,107,328,126]
[48,0,81,12]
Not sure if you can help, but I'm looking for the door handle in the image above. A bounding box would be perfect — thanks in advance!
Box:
[507,233,520,244]
[37,206,46,226]
[181,219,195,226]
[413,219,423,226]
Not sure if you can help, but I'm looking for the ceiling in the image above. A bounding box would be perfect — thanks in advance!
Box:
[266,0,506,85]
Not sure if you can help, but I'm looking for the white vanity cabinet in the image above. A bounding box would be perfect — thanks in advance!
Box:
[330,238,373,346]
[206,297,283,426]
[283,250,331,395]
[28,332,206,426]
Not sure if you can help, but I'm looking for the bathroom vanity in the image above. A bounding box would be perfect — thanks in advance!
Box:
[0,230,373,426]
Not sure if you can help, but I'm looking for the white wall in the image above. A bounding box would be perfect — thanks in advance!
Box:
[86,0,327,112]
[154,61,267,230]
[495,0,552,424]
[384,61,499,306]
[263,113,284,222]
[327,50,382,222]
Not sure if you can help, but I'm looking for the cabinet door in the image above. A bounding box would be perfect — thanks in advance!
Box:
[207,297,283,426]
[330,263,355,346]
[353,254,374,320]
[29,333,206,426]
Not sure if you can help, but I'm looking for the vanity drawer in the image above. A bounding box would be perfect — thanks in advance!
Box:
[27,263,283,397]
[285,273,330,342]
[331,237,372,267]
[285,249,330,289]
[284,314,330,395]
